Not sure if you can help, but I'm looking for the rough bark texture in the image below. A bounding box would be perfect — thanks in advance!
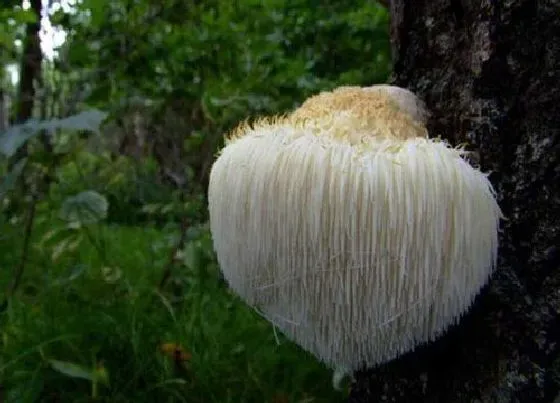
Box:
[349,1,560,402]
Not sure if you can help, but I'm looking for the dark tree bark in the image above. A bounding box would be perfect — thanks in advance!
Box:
[15,0,42,124]
[0,89,7,133]
[10,0,43,165]
[349,1,559,402]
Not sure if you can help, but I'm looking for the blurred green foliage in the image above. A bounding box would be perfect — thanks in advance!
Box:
[55,0,390,109]
[0,1,35,66]
[2,0,391,225]
[0,0,390,401]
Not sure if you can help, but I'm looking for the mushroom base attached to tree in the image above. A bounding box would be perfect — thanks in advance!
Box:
[208,86,502,373]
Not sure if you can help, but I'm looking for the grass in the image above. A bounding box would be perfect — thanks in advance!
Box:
[0,207,347,402]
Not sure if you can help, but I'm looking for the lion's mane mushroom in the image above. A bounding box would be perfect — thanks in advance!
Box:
[208,86,502,375]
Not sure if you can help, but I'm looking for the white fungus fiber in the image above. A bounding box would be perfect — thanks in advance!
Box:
[207,86,502,372]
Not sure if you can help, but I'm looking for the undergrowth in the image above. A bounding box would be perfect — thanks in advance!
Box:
[0,212,346,402]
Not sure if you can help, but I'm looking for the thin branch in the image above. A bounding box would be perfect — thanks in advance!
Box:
[158,217,189,289]
[0,193,38,313]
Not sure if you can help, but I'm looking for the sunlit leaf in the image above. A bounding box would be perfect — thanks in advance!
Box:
[51,238,72,262]
[50,234,83,262]
[48,359,93,382]
[59,190,108,224]
[39,228,62,246]
[101,266,122,283]
[181,242,201,270]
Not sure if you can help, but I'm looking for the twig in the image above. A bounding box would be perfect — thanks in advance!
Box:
[158,217,189,289]
[0,193,38,313]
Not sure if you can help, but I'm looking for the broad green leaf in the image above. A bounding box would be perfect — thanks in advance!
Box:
[59,190,108,224]
[0,110,108,157]
[51,238,72,262]
[48,359,93,382]
[39,228,63,247]
[41,110,108,135]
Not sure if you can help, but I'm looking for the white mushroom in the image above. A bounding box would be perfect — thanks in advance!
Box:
[207,86,502,374]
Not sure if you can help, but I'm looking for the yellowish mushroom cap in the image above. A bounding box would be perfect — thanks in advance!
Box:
[291,85,428,140]
[208,85,502,372]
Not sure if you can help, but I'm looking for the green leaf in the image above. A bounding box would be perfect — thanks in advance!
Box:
[48,359,93,382]
[0,110,108,158]
[182,242,201,270]
[42,110,108,135]
[51,238,71,262]
[100,266,122,283]
[59,190,108,224]
[50,235,83,262]
[0,119,43,157]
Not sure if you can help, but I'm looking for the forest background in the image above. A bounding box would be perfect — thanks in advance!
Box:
[0,1,391,401]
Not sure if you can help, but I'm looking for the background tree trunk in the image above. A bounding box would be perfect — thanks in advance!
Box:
[15,0,42,124]
[10,0,43,166]
[349,1,559,402]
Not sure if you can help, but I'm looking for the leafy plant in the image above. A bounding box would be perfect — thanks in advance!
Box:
[0,109,108,311]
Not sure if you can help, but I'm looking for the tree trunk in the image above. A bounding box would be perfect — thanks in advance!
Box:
[15,0,42,124]
[10,0,43,165]
[349,1,559,402]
